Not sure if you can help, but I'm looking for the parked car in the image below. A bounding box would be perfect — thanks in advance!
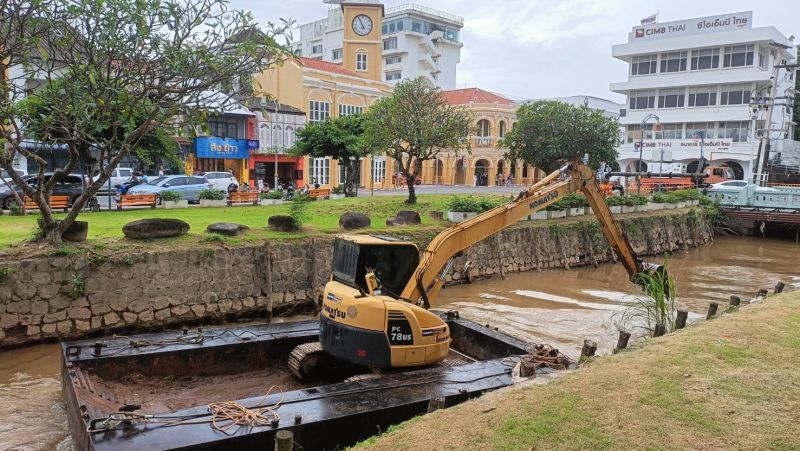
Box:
[199,172,239,192]
[93,167,134,190]
[0,173,84,209]
[127,175,212,202]
[0,169,26,180]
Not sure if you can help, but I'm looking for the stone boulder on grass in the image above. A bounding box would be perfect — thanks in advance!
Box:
[339,212,371,230]
[268,215,298,232]
[122,219,189,239]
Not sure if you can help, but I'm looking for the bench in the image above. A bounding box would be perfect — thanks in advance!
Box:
[23,195,70,211]
[117,194,157,210]
[308,188,330,199]
[227,191,259,206]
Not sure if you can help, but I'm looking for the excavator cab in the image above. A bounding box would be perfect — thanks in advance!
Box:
[317,236,451,370]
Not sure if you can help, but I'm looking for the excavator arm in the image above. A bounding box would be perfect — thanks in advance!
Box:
[399,161,651,308]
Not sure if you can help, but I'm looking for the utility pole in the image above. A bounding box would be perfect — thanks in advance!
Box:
[754,43,798,185]
[754,65,781,185]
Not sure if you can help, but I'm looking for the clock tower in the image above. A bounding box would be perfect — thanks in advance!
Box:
[334,0,384,82]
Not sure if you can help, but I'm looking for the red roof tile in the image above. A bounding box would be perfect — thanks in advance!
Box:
[440,88,514,105]
[298,57,363,78]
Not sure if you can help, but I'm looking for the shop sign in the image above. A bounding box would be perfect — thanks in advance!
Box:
[194,137,258,159]
[634,139,737,151]
[630,11,751,42]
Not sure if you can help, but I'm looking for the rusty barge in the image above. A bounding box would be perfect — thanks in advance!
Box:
[62,313,564,450]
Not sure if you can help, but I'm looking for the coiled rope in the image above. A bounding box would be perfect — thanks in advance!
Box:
[207,385,285,432]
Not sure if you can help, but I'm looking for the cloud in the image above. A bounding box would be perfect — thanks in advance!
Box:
[460,0,625,45]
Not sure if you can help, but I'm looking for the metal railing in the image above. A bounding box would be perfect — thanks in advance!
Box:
[385,4,464,25]
[475,136,492,147]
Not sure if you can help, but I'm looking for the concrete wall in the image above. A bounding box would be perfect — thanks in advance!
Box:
[0,211,712,347]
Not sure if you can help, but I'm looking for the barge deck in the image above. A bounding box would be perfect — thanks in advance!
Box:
[62,313,555,450]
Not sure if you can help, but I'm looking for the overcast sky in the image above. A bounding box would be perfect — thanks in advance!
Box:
[234,0,799,103]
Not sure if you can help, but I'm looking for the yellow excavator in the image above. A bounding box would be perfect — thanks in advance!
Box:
[289,161,662,379]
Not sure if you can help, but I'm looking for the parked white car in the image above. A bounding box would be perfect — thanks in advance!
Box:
[93,167,135,189]
[200,171,239,192]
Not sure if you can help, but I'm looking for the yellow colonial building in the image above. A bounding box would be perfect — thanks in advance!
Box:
[416,87,542,186]
[252,0,399,190]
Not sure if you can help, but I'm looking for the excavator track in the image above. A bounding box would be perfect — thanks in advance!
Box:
[288,341,370,382]
[288,342,327,381]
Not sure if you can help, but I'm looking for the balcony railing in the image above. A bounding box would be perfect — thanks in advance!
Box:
[475,136,492,147]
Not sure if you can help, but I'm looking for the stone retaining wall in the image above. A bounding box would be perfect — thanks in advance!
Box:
[0,210,712,347]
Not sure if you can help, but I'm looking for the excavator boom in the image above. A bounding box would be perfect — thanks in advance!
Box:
[400,162,647,308]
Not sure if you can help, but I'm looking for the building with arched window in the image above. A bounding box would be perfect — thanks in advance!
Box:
[416,87,543,186]
[251,3,392,189]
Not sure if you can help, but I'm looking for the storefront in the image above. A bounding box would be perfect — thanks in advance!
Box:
[189,136,258,183]
[250,155,305,190]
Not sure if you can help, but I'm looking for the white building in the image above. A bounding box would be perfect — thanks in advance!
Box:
[292,2,463,89]
[611,11,798,180]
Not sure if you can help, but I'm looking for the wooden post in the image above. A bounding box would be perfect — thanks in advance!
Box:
[706,302,719,319]
[729,295,741,307]
[580,340,597,359]
[774,281,786,294]
[675,310,688,329]
[428,397,445,412]
[274,430,293,451]
[654,324,666,337]
[614,331,631,353]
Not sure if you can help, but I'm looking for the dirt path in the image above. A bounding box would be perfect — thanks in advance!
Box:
[358,291,800,450]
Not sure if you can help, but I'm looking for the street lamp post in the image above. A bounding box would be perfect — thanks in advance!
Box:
[637,113,659,194]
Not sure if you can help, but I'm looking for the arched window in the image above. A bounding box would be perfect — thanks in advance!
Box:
[499,121,507,138]
[284,126,294,148]
[259,124,271,152]
[272,125,283,149]
[477,119,490,137]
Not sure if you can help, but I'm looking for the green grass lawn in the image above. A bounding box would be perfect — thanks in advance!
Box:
[0,194,505,253]
[358,291,800,450]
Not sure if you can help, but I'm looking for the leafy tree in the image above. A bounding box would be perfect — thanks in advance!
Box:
[363,78,472,204]
[501,100,621,174]
[0,0,293,243]
[16,76,182,173]
[292,114,370,197]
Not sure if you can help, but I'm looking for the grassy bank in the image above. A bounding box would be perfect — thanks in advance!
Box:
[359,291,800,450]
[0,195,468,252]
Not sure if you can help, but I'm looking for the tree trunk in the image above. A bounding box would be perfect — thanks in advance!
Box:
[404,169,417,204]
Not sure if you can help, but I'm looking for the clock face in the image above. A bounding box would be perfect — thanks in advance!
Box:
[352,14,373,36]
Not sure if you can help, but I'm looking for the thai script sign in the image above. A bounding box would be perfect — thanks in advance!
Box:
[630,11,751,42]
[195,137,258,159]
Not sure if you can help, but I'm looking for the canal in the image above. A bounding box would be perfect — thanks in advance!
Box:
[2,236,798,450]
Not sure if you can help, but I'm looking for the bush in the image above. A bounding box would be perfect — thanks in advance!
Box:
[199,188,225,200]
[546,193,589,211]
[649,193,668,203]
[160,190,182,201]
[289,196,310,227]
[670,188,702,201]
[446,195,508,213]
[331,185,344,195]
[606,194,647,207]
[605,195,627,206]
[259,191,283,200]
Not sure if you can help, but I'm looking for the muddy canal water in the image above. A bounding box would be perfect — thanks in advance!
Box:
[2,236,799,450]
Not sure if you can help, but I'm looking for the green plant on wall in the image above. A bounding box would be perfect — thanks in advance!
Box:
[0,266,12,284]
[67,273,86,299]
